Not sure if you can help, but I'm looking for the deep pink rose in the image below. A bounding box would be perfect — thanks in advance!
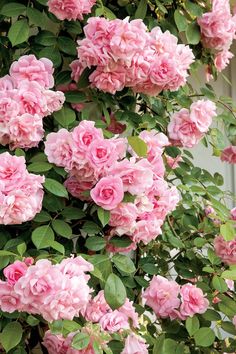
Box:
[3,260,28,285]
[90,176,124,210]
[221,146,236,164]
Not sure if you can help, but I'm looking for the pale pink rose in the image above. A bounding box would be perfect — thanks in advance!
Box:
[8,113,44,150]
[77,38,111,68]
[121,333,148,354]
[99,310,130,333]
[43,90,65,115]
[197,6,236,51]
[0,281,21,313]
[231,207,236,220]
[109,203,138,236]
[215,50,234,72]
[0,152,26,193]
[225,279,234,291]
[221,146,236,164]
[64,176,93,201]
[233,315,236,328]
[47,0,96,21]
[166,155,182,169]
[150,54,177,88]
[42,331,68,354]
[108,159,153,196]
[132,218,162,244]
[190,100,216,133]
[180,283,209,318]
[0,93,20,123]
[44,129,75,170]
[90,176,124,210]
[0,75,15,91]
[89,66,126,94]
[85,290,111,322]
[86,139,120,170]
[72,120,103,153]
[3,260,28,286]
[214,235,236,265]
[70,60,84,82]
[58,256,93,279]
[16,80,47,116]
[119,298,139,328]
[10,55,54,89]
[167,108,203,148]
[142,275,181,318]
[109,18,148,62]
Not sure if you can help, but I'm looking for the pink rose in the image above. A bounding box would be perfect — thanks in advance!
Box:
[86,139,119,170]
[3,260,28,285]
[231,207,236,220]
[58,256,93,279]
[0,281,21,313]
[16,80,47,116]
[99,310,130,333]
[44,129,75,170]
[214,50,234,72]
[220,146,236,164]
[70,60,84,82]
[72,120,103,153]
[47,0,96,21]
[0,152,26,193]
[90,176,124,210]
[167,108,203,148]
[42,331,68,354]
[214,235,236,265]
[190,99,216,133]
[85,290,111,322]
[121,333,149,354]
[0,75,15,91]
[180,283,209,318]
[10,55,54,89]
[142,275,181,318]
[109,203,138,236]
[64,176,93,201]
[89,66,126,94]
[43,90,65,116]
[132,218,162,244]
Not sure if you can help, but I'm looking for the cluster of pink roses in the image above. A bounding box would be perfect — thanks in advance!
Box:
[214,235,236,265]
[0,153,44,225]
[198,0,236,73]
[143,275,209,320]
[71,17,194,95]
[43,329,148,354]
[167,99,216,148]
[0,55,64,150]
[0,256,93,322]
[84,290,138,333]
[47,0,96,21]
[45,120,179,247]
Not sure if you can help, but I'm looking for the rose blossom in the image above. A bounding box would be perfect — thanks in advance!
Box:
[85,290,111,322]
[3,260,28,286]
[231,207,236,220]
[42,331,68,354]
[215,50,234,72]
[189,100,216,133]
[142,275,181,318]
[180,283,209,318]
[72,121,103,153]
[47,0,96,21]
[109,203,138,235]
[132,218,162,244]
[90,176,124,210]
[64,176,93,201]
[70,59,85,82]
[0,281,21,313]
[214,235,236,265]
[99,310,130,333]
[89,66,126,94]
[220,146,236,164]
[10,55,54,89]
[121,333,148,354]
[86,138,120,170]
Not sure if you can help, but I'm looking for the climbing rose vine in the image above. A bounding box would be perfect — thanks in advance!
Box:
[1,0,236,353]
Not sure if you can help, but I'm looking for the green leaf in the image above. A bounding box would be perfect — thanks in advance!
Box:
[53,106,76,128]
[186,316,200,336]
[17,243,26,256]
[35,30,57,46]
[0,250,16,256]
[65,91,86,104]
[1,3,26,17]
[218,295,236,317]
[221,321,236,335]
[52,220,72,238]
[27,7,45,27]
[112,254,136,274]
[34,210,52,223]
[212,275,228,293]
[185,1,203,17]
[39,46,61,68]
[44,178,68,198]
[220,222,235,241]
[135,0,147,19]
[202,309,221,321]
[104,273,126,310]
[221,269,236,280]
[77,67,94,89]
[28,162,52,173]
[186,22,201,45]
[8,20,30,47]
[50,240,65,254]
[72,332,90,350]
[97,207,110,227]
[174,9,188,32]
[109,236,132,248]
[26,315,40,327]
[61,207,85,220]
[58,36,77,55]
[32,225,54,249]
[194,328,215,347]
[0,322,23,352]
[85,236,106,251]
[128,136,147,157]
[82,221,101,235]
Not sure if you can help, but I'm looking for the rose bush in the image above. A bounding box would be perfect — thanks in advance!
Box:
[1,0,236,353]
